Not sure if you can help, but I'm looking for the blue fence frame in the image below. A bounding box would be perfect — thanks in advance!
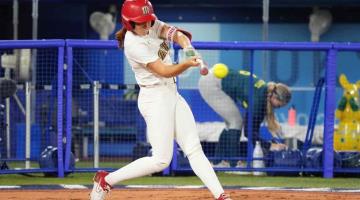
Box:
[2,40,360,178]
[65,39,119,173]
[0,40,65,177]
[174,41,337,178]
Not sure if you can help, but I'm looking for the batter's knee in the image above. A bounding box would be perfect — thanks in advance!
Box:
[151,156,172,172]
[183,144,203,159]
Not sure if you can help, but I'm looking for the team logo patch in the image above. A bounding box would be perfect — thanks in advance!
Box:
[142,6,150,15]
[158,41,170,60]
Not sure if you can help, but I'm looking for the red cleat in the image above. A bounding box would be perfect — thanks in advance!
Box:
[217,193,232,200]
[89,170,113,200]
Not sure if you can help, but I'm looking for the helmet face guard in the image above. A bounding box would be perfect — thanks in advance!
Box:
[121,0,157,31]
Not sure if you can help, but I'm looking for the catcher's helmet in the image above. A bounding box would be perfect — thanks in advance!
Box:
[121,0,157,31]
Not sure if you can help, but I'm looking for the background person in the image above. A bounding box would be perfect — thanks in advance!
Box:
[198,63,291,167]
[89,1,232,200]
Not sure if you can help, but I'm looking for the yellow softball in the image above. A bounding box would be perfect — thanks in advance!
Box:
[212,63,229,79]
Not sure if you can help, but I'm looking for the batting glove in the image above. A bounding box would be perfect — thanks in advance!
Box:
[183,46,198,59]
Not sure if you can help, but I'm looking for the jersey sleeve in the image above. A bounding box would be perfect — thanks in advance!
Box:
[152,20,165,38]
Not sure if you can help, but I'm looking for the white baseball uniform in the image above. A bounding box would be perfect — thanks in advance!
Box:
[104,20,224,198]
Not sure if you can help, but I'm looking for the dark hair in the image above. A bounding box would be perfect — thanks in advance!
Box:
[130,21,136,29]
[115,27,127,49]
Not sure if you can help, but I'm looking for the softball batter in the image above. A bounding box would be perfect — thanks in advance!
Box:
[89,1,231,200]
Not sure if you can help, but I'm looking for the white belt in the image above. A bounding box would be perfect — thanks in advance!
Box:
[139,78,176,88]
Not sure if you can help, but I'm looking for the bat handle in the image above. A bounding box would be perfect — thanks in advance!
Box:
[197,58,209,75]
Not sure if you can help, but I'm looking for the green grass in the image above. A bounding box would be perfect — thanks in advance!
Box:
[6,161,130,170]
[0,172,359,189]
[73,161,129,168]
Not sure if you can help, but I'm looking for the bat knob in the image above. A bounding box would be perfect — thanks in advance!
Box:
[200,66,209,75]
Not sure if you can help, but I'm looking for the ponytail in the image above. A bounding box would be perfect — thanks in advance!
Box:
[115,27,127,49]
[265,82,292,136]
[266,82,281,136]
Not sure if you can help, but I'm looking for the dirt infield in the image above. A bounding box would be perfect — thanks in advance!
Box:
[1,189,360,200]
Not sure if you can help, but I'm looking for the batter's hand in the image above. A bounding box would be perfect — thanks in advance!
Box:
[184,56,201,67]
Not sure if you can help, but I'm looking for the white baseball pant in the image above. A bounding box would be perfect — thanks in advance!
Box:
[105,81,224,198]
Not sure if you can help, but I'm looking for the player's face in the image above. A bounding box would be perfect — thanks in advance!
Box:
[134,21,152,36]
[269,86,287,108]
[270,95,284,108]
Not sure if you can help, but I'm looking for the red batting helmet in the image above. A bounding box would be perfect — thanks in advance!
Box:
[121,0,157,31]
